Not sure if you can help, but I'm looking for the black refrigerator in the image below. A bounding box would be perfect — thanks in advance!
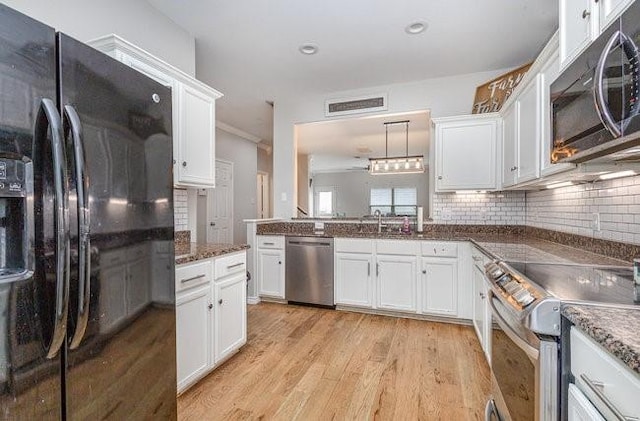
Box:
[0,4,176,419]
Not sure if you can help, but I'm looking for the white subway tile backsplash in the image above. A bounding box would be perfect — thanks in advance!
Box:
[526,174,640,245]
[432,191,525,225]
[174,188,188,231]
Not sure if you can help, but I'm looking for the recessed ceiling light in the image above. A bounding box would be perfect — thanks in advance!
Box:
[405,21,428,35]
[299,44,319,55]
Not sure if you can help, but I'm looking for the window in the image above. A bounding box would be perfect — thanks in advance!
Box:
[370,187,417,216]
[315,189,334,217]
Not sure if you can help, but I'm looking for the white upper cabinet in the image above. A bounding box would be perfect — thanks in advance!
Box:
[599,0,635,32]
[433,114,501,192]
[559,0,598,71]
[560,0,635,71]
[176,83,216,186]
[88,35,222,188]
[502,103,518,188]
[515,75,541,184]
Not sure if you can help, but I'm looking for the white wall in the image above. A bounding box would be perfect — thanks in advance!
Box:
[3,0,196,75]
[273,67,512,218]
[312,171,430,217]
[216,128,258,244]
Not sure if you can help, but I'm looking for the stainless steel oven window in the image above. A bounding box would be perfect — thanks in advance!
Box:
[488,293,559,421]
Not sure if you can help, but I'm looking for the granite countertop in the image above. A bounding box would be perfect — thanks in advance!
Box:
[562,304,640,375]
[175,242,249,265]
[262,231,629,266]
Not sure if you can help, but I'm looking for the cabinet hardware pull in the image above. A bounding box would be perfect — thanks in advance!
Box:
[582,9,590,19]
[376,263,379,277]
[181,274,206,283]
[182,161,187,167]
[437,175,443,180]
[218,299,223,305]
[367,262,371,276]
[263,242,274,246]
[278,261,282,265]
[422,269,427,274]
[227,262,245,269]
[472,256,482,261]
[580,374,637,420]
[480,292,485,299]
[208,303,213,310]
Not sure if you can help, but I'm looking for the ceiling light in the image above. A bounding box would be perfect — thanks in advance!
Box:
[299,44,318,55]
[599,170,637,180]
[369,120,425,175]
[546,181,574,189]
[405,21,428,35]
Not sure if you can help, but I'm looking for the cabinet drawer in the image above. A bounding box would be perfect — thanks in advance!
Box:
[421,242,458,257]
[571,328,640,419]
[257,235,284,249]
[376,240,419,255]
[335,238,374,253]
[176,260,212,292]
[215,252,246,279]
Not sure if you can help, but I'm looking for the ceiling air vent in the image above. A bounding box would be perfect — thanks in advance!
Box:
[325,93,388,117]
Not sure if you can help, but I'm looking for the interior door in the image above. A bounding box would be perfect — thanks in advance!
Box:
[208,160,233,243]
[0,5,61,419]
[58,33,177,419]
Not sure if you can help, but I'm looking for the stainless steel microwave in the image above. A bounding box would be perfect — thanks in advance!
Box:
[551,2,640,164]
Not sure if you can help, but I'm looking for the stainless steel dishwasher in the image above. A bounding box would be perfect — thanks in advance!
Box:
[285,236,334,307]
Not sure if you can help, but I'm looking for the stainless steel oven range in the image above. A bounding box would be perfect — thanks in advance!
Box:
[482,260,636,421]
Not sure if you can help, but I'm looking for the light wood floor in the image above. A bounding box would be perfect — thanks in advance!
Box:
[178,303,491,420]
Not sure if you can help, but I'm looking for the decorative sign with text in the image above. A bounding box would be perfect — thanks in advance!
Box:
[472,62,532,114]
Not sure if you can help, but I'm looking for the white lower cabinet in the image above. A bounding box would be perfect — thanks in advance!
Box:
[376,255,418,313]
[214,272,247,363]
[472,262,491,363]
[176,284,212,392]
[568,384,605,421]
[335,252,373,308]
[175,251,247,394]
[334,239,467,318]
[421,258,457,316]
[257,236,285,299]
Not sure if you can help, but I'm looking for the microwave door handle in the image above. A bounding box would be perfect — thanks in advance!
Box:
[594,30,623,138]
[620,31,640,132]
[35,98,70,359]
[63,105,91,350]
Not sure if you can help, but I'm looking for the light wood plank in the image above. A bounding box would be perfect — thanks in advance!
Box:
[178,303,491,420]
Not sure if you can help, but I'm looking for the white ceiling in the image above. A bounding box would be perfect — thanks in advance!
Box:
[148,0,558,143]
[297,110,430,173]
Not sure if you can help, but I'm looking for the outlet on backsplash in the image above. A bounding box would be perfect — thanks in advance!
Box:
[591,212,600,231]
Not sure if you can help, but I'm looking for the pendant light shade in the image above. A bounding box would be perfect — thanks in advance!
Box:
[369,120,425,175]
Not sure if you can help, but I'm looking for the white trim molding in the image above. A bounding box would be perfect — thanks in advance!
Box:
[216,121,262,143]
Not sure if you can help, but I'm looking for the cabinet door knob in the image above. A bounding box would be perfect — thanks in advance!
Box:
[278,261,282,265]
[479,292,485,299]
[437,175,443,180]
[218,299,223,305]
[582,9,590,19]
[210,222,216,226]
[208,303,213,310]
[422,269,427,274]
[182,161,187,167]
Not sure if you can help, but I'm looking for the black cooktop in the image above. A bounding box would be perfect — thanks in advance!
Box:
[505,261,638,306]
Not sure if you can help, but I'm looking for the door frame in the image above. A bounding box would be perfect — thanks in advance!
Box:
[207,159,234,243]
[257,170,270,219]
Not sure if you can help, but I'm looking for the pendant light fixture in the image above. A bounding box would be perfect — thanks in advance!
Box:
[369,120,425,175]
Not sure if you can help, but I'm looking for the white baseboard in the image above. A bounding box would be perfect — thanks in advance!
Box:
[247,296,261,305]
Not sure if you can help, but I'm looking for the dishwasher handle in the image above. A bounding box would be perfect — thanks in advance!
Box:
[287,240,332,247]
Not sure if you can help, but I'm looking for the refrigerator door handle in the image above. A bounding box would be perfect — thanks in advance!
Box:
[35,98,70,359]
[64,105,91,350]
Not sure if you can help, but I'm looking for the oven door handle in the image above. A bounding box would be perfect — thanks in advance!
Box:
[594,30,623,138]
[488,292,539,361]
